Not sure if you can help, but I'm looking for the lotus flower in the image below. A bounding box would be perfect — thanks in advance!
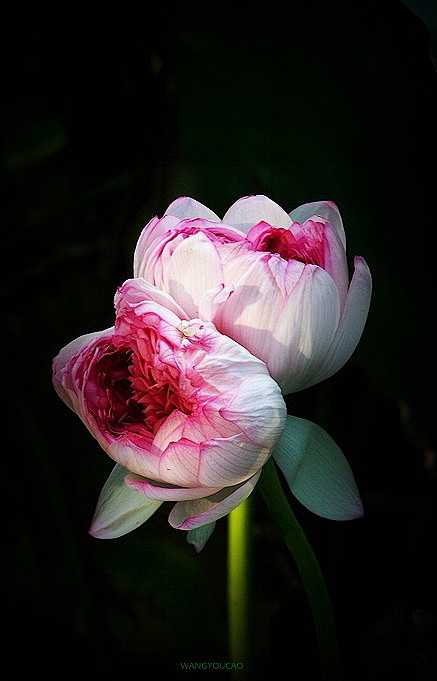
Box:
[134,195,372,394]
[52,278,287,541]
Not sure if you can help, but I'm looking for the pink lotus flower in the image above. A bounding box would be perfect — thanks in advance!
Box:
[52,278,287,538]
[134,195,372,394]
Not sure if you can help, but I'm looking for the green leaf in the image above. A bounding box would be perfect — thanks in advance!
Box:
[272,415,363,520]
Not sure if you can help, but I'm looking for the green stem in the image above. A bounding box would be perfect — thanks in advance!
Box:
[258,457,339,681]
[227,496,251,676]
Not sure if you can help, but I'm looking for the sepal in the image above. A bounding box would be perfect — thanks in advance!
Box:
[89,463,162,538]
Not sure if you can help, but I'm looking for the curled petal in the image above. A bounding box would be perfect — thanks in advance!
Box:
[168,470,261,530]
[89,464,162,539]
[198,283,234,321]
[223,195,293,233]
[125,473,222,500]
[289,200,346,248]
[273,416,363,520]
[115,277,187,319]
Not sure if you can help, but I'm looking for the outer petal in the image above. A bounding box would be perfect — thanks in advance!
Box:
[164,196,220,221]
[216,253,341,394]
[198,435,271,487]
[306,256,372,389]
[89,464,162,539]
[106,437,159,480]
[52,328,113,413]
[289,200,346,248]
[273,416,363,520]
[219,374,286,448]
[223,195,293,233]
[134,214,181,277]
[159,230,224,318]
[168,470,261,530]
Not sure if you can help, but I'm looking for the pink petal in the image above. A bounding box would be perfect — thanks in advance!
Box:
[168,470,261,530]
[289,200,346,248]
[133,214,181,277]
[124,473,222,500]
[52,328,114,412]
[115,277,187,319]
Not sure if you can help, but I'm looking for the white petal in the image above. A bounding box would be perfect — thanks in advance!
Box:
[275,264,341,393]
[223,195,292,233]
[308,256,372,388]
[163,231,224,318]
[165,196,220,221]
[89,464,162,539]
[273,416,363,520]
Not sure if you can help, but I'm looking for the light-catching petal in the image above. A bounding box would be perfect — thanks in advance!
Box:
[89,463,162,538]
[165,196,221,221]
[223,195,292,233]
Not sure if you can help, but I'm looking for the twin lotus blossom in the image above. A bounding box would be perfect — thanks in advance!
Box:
[52,195,371,550]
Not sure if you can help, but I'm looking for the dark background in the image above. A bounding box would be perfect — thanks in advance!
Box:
[3,1,437,679]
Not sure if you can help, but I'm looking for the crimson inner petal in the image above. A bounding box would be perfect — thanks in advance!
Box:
[251,224,324,266]
[88,345,194,439]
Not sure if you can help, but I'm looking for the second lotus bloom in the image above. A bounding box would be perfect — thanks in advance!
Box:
[53,279,287,534]
[134,195,372,394]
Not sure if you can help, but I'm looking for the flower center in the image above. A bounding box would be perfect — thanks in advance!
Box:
[248,221,325,266]
[88,343,193,440]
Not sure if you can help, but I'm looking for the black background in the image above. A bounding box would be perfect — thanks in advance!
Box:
[3,1,437,679]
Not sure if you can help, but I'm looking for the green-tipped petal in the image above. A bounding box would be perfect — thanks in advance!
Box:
[186,522,216,552]
[272,415,363,520]
[89,463,163,539]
